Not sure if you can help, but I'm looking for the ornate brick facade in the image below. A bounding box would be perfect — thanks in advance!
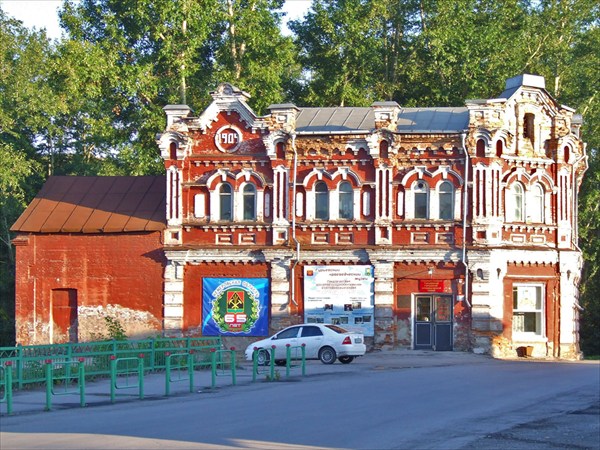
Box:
[13,75,586,359]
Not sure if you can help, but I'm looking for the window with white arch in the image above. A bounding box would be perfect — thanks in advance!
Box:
[242,184,256,220]
[438,181,454,220]
[413,181,429,219]
[511,183,525,222]
[315,181,329,220]
[339,181,353,220]
[219,183,233,221]
[529,184,544,223]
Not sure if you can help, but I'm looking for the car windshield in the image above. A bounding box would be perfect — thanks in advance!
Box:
[324,324,349,334]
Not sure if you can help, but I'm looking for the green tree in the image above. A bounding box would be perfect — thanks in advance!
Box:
[0,11,51,344]
[211,0,300,113]
[405,0,529,106]
[290,0,384,106]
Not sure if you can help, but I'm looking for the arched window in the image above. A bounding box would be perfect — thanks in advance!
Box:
[243,184,256,220]
[524,113,535,146]
[496,140,503,157]
[529,184,543,223]
[512,183,524,222]
[438,181,454,220]
[379,140,389,159]
[414,181,429,219]
[339,181,353,220]
[476,139,485,157]
[219,183,233,221]
[315,181,329,220]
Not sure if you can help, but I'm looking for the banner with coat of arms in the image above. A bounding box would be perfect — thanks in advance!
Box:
[202,278,269,336]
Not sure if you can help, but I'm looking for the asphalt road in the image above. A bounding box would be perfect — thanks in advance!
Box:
[1,351,598,449]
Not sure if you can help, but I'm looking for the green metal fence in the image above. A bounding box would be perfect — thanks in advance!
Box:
[0,337,223,390]
[1,337,308,415]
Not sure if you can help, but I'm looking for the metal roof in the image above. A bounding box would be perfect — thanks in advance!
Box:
[295,106,468,133]
[396,107,469,133]
[296,107,374,132]
[11,176,166,233]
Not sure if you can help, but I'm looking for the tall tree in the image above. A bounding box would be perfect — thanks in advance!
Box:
[59,0,298,154]
[211,0,300,113]
[0,11,52,345]
[59,0,223,175]
[406,0,530,106]
[290,0,384,106]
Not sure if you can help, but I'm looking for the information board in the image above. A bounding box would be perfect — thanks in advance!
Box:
[304,265,375,336]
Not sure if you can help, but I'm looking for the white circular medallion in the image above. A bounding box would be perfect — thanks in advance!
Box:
[215,126,243,153]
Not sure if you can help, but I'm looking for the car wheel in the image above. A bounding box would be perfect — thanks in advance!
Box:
[256,348,270,366]
[319,346,337,364]
[338,356,354,364]
[275,359,286,366]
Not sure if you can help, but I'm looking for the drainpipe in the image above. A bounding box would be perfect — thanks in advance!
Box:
[290,133,299,305]
[571,149,587,252]
[461,132,471,308]
[569,149,587,353]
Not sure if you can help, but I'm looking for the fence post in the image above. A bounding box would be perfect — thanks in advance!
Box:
[4,361,13,415]
[78,358,86,407]
[210,348,217,388]
[110,355,116,403]
[252,347,258,382]
[17,346,23,390]
[165,352,171,396]
[285,344,292,377]
[150,338,156,371]
[44,360,52,411]
[67,344,73,382]
[188,351,195,393]
[230,347,236,386]
[301,344,306,376]
[138,354,144,400]
[270,346,276,380]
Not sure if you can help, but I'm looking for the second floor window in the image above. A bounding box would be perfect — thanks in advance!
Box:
[414,181,429,219]
[219,183,233,220]
[438,181,454,220]
[529,184,543,223]
[339,181,353,220]
[243,184,256,220]
[512,183,524,222]
[315,181,329,220]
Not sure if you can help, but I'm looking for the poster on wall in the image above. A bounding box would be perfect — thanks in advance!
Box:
[304,265,375,336]
[202,278,269,336]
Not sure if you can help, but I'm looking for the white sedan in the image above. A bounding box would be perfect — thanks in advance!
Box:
[244,323,366,365]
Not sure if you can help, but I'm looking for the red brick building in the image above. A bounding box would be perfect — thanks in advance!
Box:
[12,74,587,358]
[11,176,166,343]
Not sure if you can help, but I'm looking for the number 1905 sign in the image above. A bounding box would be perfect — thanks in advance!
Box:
[215,126,243,153]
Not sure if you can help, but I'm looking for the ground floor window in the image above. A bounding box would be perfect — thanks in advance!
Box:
[512,284,544,337]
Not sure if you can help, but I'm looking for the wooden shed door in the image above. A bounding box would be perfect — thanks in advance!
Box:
[52,289,78,343]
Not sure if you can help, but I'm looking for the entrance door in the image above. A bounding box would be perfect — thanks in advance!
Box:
[52,289,78,343]
[414,295,453,351]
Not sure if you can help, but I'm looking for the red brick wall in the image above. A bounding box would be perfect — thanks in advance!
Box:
[14,232,166,345]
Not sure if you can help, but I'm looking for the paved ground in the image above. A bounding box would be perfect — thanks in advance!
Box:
[1,349,493,415]
[1,350,598,449]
